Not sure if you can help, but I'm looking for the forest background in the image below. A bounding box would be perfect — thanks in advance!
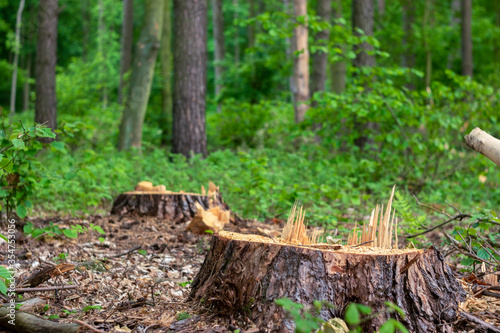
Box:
[0,0,499,240]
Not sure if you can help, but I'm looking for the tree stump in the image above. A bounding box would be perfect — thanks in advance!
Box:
[110,191,228,223]
[190,231,466,333]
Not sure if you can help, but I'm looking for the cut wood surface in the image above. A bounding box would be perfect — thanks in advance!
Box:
[464,127,500,166]
[190,231,466,333]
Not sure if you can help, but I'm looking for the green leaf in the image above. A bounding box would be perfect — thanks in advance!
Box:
[0,233,7,242]
[12,139,25,149]
[62,229,78,239]
[0,266,12,280]
[379,321,395,333]
[477,249,491,260]
[384,302,406,319]
[344,304,360,326]
[357,304,372,315]
[0,280,7,295]
[17,205,27,218]
[460,257,475,266]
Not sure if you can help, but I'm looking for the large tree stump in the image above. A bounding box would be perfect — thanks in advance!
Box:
[111,191,228,223]
[190,231,466,333]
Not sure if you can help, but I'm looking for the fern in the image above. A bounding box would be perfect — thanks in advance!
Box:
[393,191,427,236]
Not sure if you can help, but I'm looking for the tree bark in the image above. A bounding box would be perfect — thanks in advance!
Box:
[190,231,466,333]
[292,0,309,123]
[352,0,375,69]
[310,0,331,106]
[172,0,208,158]
[461,0,473,77]
[118,0,164,150]
[330,0,345,94]
[352,0,376,149]
[160,0,172,145]
[446,0,460,70]
[9,0,26,117]
[464,128,500,166]
[233,0,240,64]
[212,0,225,112]
[118,0,134,105]
[401,0,415,90]
[98,0,108,108]
[35,0,58,136]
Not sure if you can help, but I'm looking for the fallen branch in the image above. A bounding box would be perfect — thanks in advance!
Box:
[14,285,78,293]
[405,214,470,239]
[0,306,80,333]
[464,127,500,166]
[458,311,500,333]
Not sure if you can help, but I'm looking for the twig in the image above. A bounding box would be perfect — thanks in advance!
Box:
[406,213,470,239]
[14,285,78,293]
[458,311,500,333]
[73,319,107,333]
[412,194,451,218]
[444,233,496,266]
[400,253,422,274]
[445,201,462,214]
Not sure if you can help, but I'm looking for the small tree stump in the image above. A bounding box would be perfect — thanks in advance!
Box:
[111,191,228,223]
[190,231,466,333]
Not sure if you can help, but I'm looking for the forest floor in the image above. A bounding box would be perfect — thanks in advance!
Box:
[1,214,499,333]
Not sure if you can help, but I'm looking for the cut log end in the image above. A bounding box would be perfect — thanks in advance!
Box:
[190,231,466,333]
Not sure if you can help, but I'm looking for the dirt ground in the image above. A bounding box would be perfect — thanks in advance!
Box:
[0,213,498,333]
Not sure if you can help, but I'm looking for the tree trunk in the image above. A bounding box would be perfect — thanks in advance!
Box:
[377,0,385,17]
[118,0,134,105]
[212,0,225,112]
[9,0,26,117]
[284,0,295,104]
[330,0,345,94]
[118,0,164,150]
[310,0,331,106]
[160,0,172,145]
[446,0,460,70]
[401,0,415,90]
[35,0,58,136]
[352,0,375,69]
[352,0,376,149]
[23,53,31,111]
[172,0,208,158]
[190,231,466,333]
[292,0,309,123]
[461,0,473,77]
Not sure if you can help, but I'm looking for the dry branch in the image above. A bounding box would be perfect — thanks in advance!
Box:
[464,127,500,166]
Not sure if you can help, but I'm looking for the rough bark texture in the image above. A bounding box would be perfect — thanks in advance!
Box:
[172,0,208,158]
[118,0,164,150]
[111,192,228,223]
[35,0,58,136]
[191,232,466,333]
[461,0,473,77]
[160,0,172,144]
[118,0,134,105]
[352,0,375,69]
[330,0,345,94]
[293,0,309,123]
[310,0,331,105]
[212,0,225,110]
